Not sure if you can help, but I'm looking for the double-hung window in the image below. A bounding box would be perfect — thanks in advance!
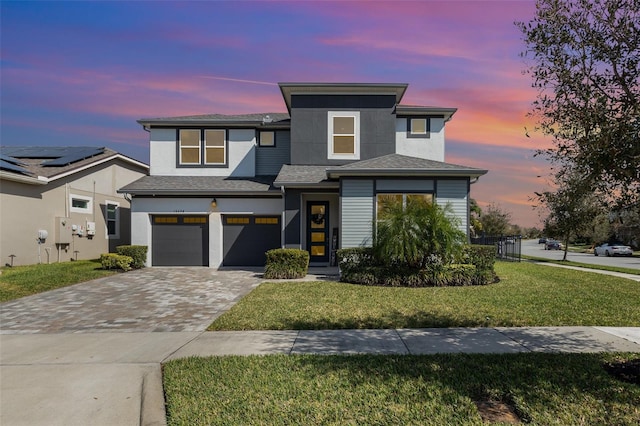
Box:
[178,129,227,166]
[105,201,119,238]
[328,111,360,160]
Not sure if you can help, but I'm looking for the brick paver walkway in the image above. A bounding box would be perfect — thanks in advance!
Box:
[0,268,263,334]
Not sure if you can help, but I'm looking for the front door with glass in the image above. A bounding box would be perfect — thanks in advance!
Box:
[307,201,329,263]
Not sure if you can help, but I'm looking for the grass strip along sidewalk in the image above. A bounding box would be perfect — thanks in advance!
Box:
[164,353,640,425]
[209,262,640,330]
[0,260,115,302]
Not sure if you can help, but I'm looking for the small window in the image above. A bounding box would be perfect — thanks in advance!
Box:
[154,216,178,224]
[255,217,279,225]
[179,129,201,164]
[70,194,92,214]
[204,130,226,164]
[106,201,119,238]
[259,131,275,147]
[408,118,430,138]
[226,217,250,225]
[184,217,207,224]
[328,111,360,159]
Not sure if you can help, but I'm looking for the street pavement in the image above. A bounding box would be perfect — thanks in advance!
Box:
[1,266,639,426]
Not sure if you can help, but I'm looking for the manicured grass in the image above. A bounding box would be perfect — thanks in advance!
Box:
[209,262,640,330]
[0,260,116,302]
[163,353,640,425]
[523,255,640,275]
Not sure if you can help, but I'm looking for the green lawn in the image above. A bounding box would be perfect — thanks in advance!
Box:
[522,255,640,275]
[0,260,116,302]
[163,353,640,425]
[209,262,640,330]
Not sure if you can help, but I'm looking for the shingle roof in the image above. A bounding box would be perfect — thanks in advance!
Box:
[119,175,280,195]
[0,146,147,180]
[137,113,290,127]
[273,165,336,187]
[326,154,488,178]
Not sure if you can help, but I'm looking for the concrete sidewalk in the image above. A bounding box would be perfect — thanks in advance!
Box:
[2,327,639,426]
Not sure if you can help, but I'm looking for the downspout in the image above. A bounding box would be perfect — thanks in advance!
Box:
[280,186,286,248]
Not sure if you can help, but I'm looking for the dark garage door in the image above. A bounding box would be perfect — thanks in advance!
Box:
[152,215,209,266]
[223,215,281,266]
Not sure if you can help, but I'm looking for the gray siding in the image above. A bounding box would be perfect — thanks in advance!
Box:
[376,179,434,192]
[284,189,301,246]
[340,179,374,248]
[290,94,396,166]
[256,131,291,175]
[436,179,469,235]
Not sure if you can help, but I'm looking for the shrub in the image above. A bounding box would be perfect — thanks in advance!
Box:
[100,253,133,271]
[462,245,498,284]
[115,245,147,269]
[374,198,466,268]
[264,249,310,279]
[337,247,376,273]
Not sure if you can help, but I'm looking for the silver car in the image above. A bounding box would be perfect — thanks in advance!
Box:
[594,243,633,257]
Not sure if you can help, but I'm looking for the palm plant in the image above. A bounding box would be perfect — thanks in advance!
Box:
[373,196,466,269]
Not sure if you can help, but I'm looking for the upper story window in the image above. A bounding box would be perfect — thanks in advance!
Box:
[407,118,430,138]
[328,111,360,160]
[178,129,227,167]
[259,131,275,147]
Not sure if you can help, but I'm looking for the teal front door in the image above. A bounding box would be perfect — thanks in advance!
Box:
[307,201,329,263]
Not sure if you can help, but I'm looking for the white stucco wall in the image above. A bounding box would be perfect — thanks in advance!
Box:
[130,196,282,267]
[149,128,256,177]
[395,118,445,162]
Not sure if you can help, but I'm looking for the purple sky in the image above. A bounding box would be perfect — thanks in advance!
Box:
[1,1,552,228]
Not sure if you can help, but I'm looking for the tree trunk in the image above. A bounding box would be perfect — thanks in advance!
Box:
[563,235,570,261]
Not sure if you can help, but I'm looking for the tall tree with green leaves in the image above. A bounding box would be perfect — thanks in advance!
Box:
[479,203,512,236]
[536,168,603,260]
[517,0,640,210]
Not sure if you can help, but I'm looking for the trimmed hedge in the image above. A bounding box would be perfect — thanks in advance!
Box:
[337,245,498,287]
[100,253,133,271]
[264,249,310,279]
[116,245,147,269]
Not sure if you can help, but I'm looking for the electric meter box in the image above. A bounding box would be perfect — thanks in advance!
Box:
[86,221,96,236]
[55,217,72,244]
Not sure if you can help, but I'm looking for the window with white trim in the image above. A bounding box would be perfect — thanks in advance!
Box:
[328,111,360,159]
[70,194,92,214]
[407,118,430,138]
[105,201,120,238]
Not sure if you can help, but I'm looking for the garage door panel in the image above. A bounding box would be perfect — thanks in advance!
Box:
[223,215,280,266]
[152,216,209,266]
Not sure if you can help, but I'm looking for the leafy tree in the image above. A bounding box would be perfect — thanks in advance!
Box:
[535,169,603,260]
[373,197,466,269]
[479,203,512,236]
[517,0,640,210]
[469,198,483,237]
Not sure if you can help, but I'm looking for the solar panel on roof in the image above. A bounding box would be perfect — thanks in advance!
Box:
[0,154,27,166]
[41,147,105,166]
[0,159,31,175]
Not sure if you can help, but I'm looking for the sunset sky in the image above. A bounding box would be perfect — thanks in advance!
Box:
[1,0,554,228]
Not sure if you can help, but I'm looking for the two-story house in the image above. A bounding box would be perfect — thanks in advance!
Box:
[119,83,488,267]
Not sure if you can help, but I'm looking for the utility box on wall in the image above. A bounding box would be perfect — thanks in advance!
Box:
[55,217,72,244]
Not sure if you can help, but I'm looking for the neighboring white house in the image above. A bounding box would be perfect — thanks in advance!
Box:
[0,146,148,266]
[120,83,487,267]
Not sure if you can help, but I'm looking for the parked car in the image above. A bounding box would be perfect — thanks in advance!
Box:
[594,243,633,257]
[538,237,547,244]
[545,240,563,250]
